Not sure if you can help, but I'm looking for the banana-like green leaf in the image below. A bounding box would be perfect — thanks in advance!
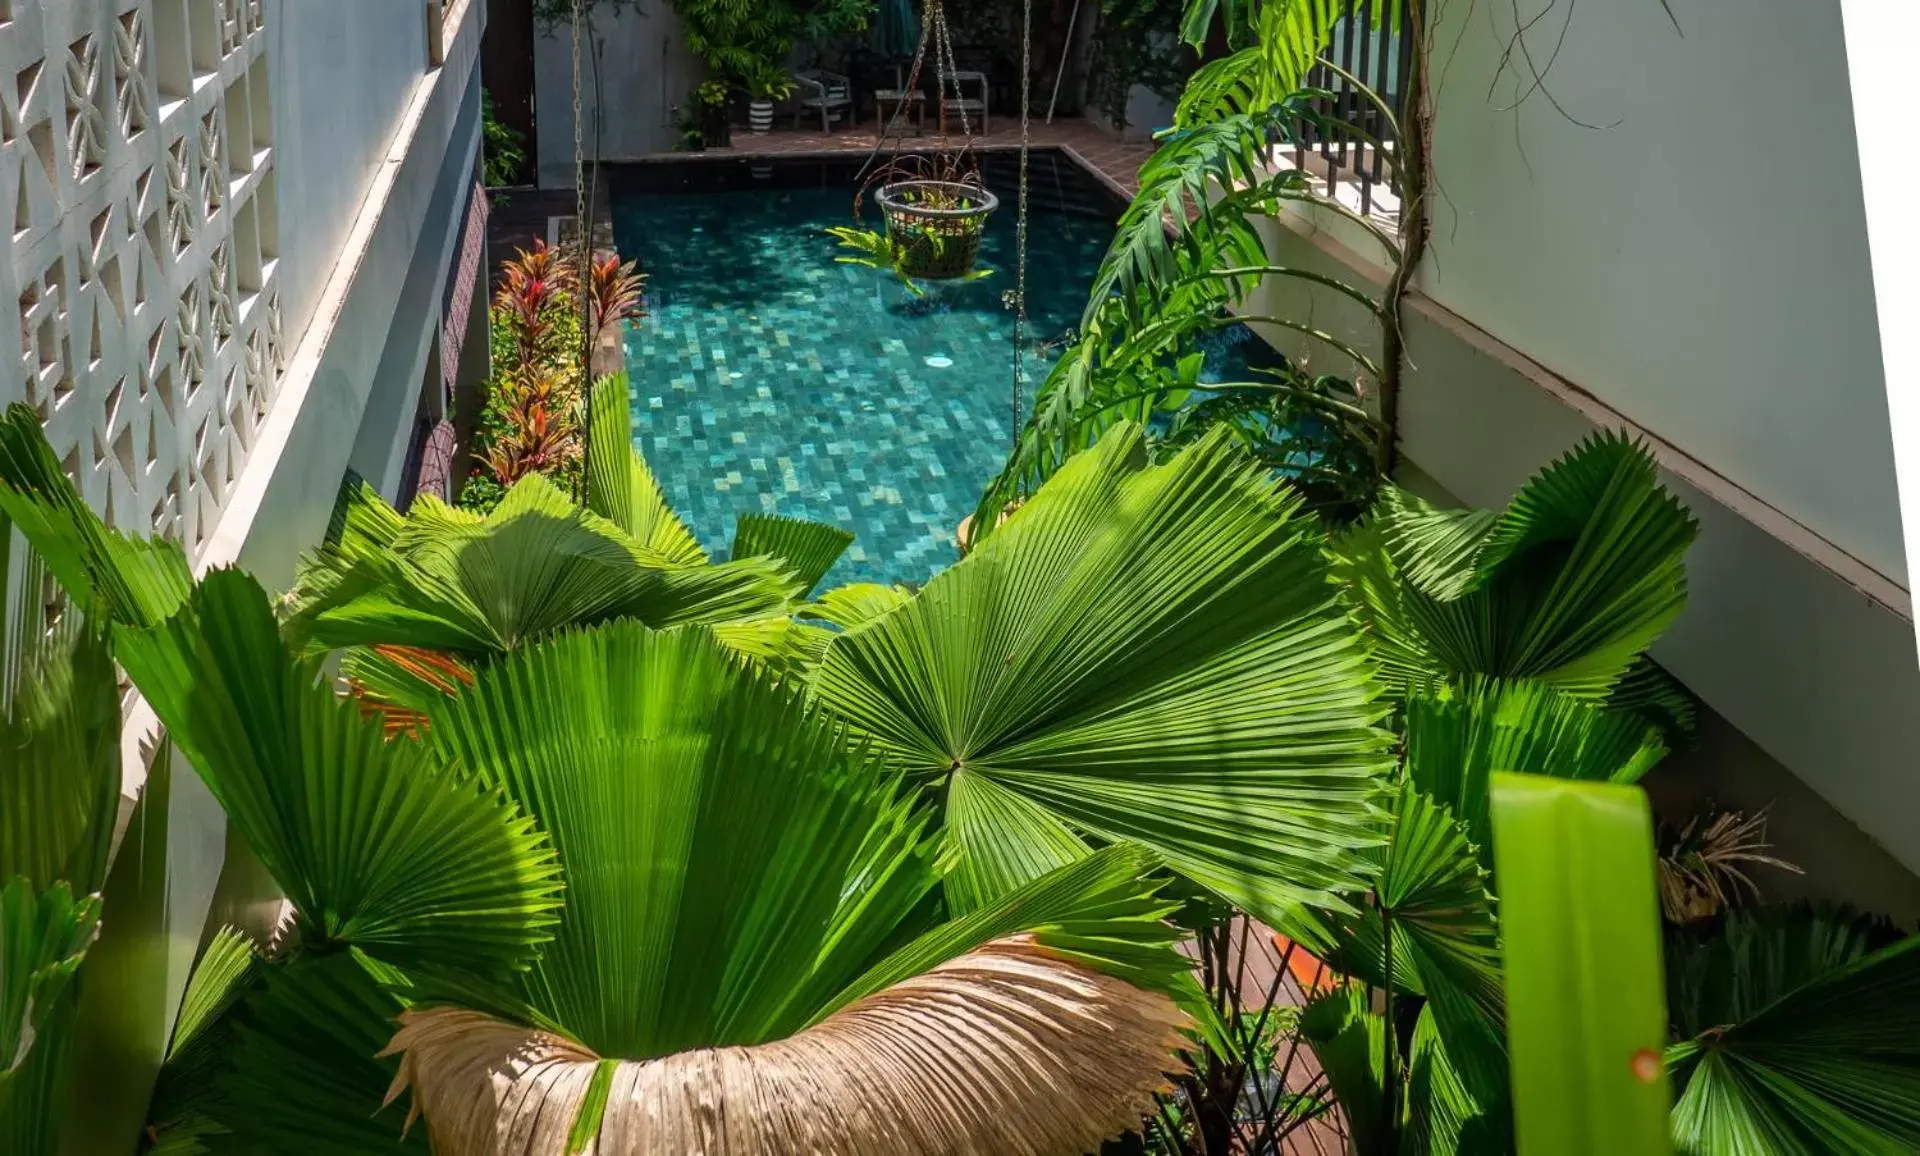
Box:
[114,569,564,973]
[1491,773,1672,1156]
[283,474,794,659]
[1345,433,1698,700]
[1666,905,1920,1155]
[1406,678,1668,864]
[202,951,425,1154]
[584,372,706,564]
[424,621,945,1058]
[730,513,854,598]
[0,878,99,1079]
[813,423,1393,919]
[0,402,192,628]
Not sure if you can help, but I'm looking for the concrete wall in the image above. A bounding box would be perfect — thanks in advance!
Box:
[1419,0,1904,589]
[1245,192,1920,897]
[533,5,704,186]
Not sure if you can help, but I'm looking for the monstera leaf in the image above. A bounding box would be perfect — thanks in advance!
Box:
[812,422,1394,921]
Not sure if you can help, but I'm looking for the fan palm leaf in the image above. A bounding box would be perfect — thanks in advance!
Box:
[0,878,98,1080]
[1404,677,1668,864]
[383,621,1196,1151]
[0,404,192,628]
[816,422,1393,921]
[384,937,1189,1156]
[584,373,706,565]
[730,513,854,597]
[0,593,119,897]
[1340,433,1698,699]
[282,475,796,659]
[113,569,565,974]
[1665,906,1920,1155]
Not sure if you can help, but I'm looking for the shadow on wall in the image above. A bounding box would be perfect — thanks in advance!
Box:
[533,4,705,185]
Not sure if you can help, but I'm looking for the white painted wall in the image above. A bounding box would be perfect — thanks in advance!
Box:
[1839,0,1920,664]
[533,4,704,186]
[1419,0,1905,588]
[266,0,428,343]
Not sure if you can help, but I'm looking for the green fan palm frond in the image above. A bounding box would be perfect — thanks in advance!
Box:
[113,569,565,974]
[814,422,1393,922]
[1299,988,1490,1156]
[1665,905,1920,1155]
[282,472,796,659]
[0,606,120,898]
[1342,433,1698,700]
[388,621,1195,1153]
[208,951,426,1155]
[0,878,99,1081]
[1404,677,1669,863]
[584,372,706,565]
[730,513,854,598]
[0,403,191,628]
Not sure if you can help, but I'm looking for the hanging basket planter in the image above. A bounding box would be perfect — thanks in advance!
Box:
[877,180,999,280]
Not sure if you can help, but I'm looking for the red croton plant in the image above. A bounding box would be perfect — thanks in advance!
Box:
[465,240,644,505]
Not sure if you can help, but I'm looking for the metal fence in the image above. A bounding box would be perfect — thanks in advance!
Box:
[1293,2,1415,219]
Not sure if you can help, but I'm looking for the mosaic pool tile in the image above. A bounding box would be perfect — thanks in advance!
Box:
[613,154,1259,588]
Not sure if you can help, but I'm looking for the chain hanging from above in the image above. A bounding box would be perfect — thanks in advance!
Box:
[571,0,593,492]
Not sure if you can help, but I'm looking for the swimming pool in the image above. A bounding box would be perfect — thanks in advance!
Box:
[612,150,1266,586]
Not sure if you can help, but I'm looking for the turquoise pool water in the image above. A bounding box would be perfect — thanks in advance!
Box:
[612,152,1263,586]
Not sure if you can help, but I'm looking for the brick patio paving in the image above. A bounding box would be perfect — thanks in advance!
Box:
[659,114,1160,199]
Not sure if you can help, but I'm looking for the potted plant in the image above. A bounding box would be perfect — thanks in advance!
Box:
[744,66,793,135]
[686,79,731,148]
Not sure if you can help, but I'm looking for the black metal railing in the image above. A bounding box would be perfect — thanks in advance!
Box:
[1293,1,1415,218]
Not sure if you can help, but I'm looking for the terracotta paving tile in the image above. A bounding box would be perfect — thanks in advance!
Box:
[648,115,1156,198]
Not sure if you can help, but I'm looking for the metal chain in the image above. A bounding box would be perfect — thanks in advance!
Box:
[571,0,591,482]
[1011,0,1032,449]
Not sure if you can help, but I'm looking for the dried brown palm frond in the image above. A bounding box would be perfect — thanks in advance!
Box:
[383,937,1190,1156]
[1657,805,1802,924]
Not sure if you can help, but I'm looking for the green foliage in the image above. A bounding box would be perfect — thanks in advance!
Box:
[974,0,1415,538]
[1337,433,1699,703]
[1492,774,1672,1156]
[115,569,566,976]
[825,225,994,297]
[480,89,526,188]
[1665,906,1920,1155]
[1088,0,1199,130]
[813,421,1395,922]
[671,0,869,90]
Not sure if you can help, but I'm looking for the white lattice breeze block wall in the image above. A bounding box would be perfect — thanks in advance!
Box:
[0,0,281,556]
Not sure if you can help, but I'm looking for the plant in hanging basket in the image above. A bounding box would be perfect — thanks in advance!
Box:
[876,179,1000,280]
[840,151,1000,284]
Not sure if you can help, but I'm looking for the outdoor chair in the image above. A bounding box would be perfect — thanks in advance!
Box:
[943,69,989,134]
[792,69,854,132]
